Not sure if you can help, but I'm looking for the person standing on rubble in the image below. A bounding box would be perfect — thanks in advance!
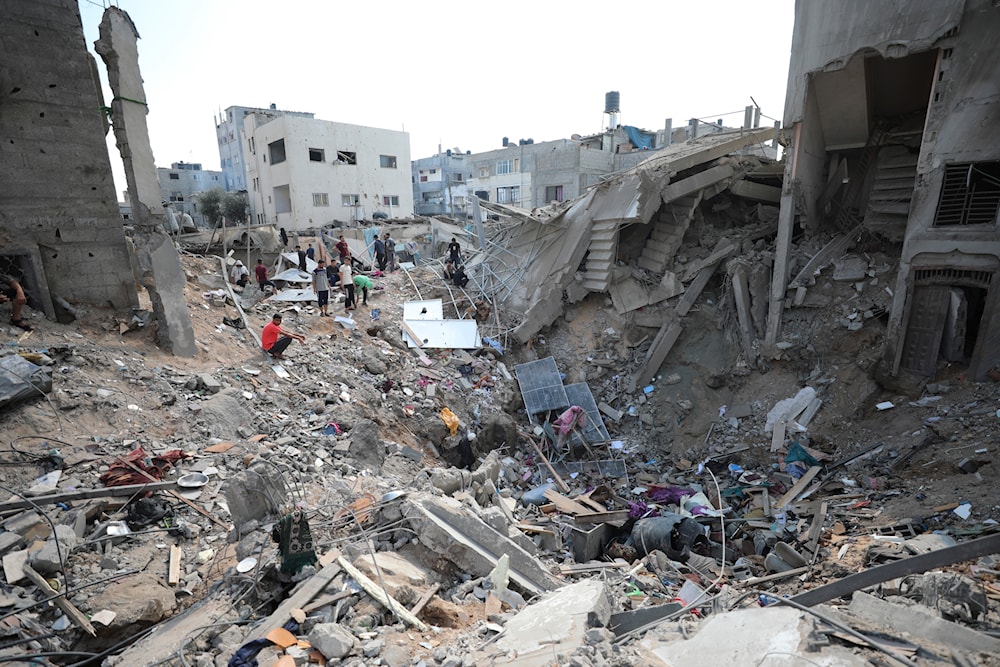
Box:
[373,235,387,272]
[261,313,304,361]
[336,235,351,263]
[305,243,315,261]
[383,232,396,272]
[254,259,274,292]
[447,237,462,266]
[295,245,307,272]
[339,257,355,311]
[313,259,331,317]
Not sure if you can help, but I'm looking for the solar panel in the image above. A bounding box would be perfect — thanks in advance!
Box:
[564,383,611,443]
[514,356,569,416]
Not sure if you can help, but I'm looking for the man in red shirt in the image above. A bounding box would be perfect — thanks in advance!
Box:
[261,314,304,360]
[336,235,350,263]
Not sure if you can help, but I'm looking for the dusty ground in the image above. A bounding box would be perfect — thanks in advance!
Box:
[1,245,998,665]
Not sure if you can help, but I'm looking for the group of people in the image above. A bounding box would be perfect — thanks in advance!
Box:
[260,235,385,360]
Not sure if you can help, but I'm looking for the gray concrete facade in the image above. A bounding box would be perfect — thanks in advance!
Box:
[157,162,223,228]
[0,0,139,319]
[780,0,1000,380]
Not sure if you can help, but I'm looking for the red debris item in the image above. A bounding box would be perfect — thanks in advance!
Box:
[99,447,190,487]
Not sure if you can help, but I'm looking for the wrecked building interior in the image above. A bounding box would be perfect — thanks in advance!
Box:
[1,0,1000,666]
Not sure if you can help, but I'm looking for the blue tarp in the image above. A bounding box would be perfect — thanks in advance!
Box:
[624,125,655,151]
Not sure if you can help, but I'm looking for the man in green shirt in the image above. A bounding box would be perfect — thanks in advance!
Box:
[353,274,374,306]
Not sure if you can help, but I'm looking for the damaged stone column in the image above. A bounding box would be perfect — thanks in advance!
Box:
[95,8,196,357]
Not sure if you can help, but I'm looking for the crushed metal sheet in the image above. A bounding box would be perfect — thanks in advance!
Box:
[403,299,444,320]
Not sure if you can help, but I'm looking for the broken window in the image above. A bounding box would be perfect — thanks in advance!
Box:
[497,185,520,204]
[545,185,564,202]
[380,155,397,168]
[309,148,325,162]
[313,193,329,206]
[168,173,179,180]
[268,139,286,165]
[342,194,360,206]
[934,162,1000,226]
[475,190,489,201]
[383,195,399,206]
[336,151,357,165]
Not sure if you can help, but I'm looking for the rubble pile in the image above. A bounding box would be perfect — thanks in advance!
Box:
[0,238,998,667]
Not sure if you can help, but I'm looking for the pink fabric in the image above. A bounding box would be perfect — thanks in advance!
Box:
[553,406,586,435]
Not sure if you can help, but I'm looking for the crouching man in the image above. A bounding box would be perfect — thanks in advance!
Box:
[261,313,304,360]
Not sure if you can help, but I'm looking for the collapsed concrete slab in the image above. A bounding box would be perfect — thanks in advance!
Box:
[401,493,561,597]
[480,579,611,667]
[640,606,868,666]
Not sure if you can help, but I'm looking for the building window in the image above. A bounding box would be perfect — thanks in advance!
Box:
[309,148,325,162]
[429,168,437,174]
[934,162,1000,226]
[336,151,357,165]
[496,159,519,175]
[497,185,520,204]
[545,185,564,202]
[451,173,464,182]
[479,167,489,178]
[169,173,179,180]
[383,195,400,206]
[454,196,466,208]
[268,139,286,165]
[420,175,428,182]
[342,194,360,206]
[313,193,329,207]
[380,155,397,168]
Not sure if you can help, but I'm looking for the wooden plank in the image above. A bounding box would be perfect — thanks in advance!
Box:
[770,420,786,452]
[400,320,426,348]
[0,481,179,512]
[301,590,354,614]
[167,545,182,586]
[573,510,631,525]
[337,556,428,631]
[543,489,592,516]
[519,430,570,493]
[805,501,829,561]
[245,560,342,642]
[23,565,96,636]
[410,583,440,617]
[517,523,556,536]
[774,466,822,509]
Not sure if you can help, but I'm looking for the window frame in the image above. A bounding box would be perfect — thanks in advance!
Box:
[379,155,398,169]
[313,193,330,207]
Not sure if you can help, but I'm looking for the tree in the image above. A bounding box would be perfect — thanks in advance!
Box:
[198,188,248,227]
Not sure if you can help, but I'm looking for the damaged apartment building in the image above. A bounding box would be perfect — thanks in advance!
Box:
[777,0,1000,382]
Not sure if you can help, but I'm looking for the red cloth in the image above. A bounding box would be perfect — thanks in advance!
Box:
[99,447,189,487]
[254,264,268,282]
[262,321,280,350]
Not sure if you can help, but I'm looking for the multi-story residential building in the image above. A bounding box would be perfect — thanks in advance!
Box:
[775,0,1000,381]
[156,161,223,227]
[464,134,616,209]
[215,105,314,192]
[412,149,472,217]
[244,114,413,231]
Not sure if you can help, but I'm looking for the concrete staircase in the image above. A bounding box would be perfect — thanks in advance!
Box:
[637,193,702,274]
[865,145,918,242]
[581,218,619,291]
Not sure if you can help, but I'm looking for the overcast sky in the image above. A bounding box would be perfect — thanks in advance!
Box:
[80,0,795,197]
